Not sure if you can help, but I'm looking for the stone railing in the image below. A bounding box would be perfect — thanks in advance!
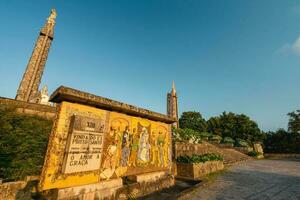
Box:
[264,153,300,159]
[175,142,251,165]
[175,142,223,158]
[177,161,224,179]
[0,176,39,200]
[0,97,57,120]
[211,142,254,154]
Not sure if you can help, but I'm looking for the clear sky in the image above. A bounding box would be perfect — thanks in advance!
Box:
[0,0,299,131]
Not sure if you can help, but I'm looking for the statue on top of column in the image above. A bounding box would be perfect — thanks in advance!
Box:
[47,9,57,25]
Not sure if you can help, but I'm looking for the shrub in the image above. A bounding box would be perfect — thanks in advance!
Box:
[247,151,262,157]
[176,153,223,164]
[0,106,53,181]
[199,132,212,141]
[209,135,222,143]
[235,138,249,147]
[173,128,202,143]
[222,137,235,144]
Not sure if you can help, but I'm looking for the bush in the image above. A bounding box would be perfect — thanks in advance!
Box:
[173,128,202,143]
[209,135,222,143]
[264,129,300,153]
[199,132,212,141]
[0,106,53,181]
[222,137,235,144]
[176,153,223,164]
[235,138,249,147]
[247,151,262,157]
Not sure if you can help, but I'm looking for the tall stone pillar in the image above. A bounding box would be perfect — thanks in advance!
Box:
[16,9,57,102]
[167,81,179,128]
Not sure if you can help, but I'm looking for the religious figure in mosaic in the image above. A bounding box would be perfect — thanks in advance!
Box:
[129,128,139,167]
[137,127,151,163]
[150,131,159,166]
[120,126,131,167]
[164,135,171,167]
[109,119,129,168]
[100,137,118,180]
[100,121,125,179]
[157,131,165,167]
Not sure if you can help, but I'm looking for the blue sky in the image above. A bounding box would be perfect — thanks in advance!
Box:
[0,0,300,131]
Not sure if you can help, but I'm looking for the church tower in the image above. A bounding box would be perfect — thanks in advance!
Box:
[16,9,57,102]
[167,81,179,127]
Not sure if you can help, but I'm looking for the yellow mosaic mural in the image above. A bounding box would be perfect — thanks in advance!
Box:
[40,101,172,190]
[100,112,172,180]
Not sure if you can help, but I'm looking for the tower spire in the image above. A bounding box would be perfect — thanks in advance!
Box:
[16,9,57,102]
[171,81,176,95]
[47,9,57,25]
[167,81,179,128]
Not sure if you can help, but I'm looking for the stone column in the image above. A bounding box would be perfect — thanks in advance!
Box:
[16,9,56,103]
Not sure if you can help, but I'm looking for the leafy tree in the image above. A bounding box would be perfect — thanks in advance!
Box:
[222,137,235,144]
[235,138,249,147]
[180,111,263,145]
[263,109,300,153]
[0,106,53,181]
[264,128,300,153]
[179,111,207,133]
[218,112,237,139]
[287,110,300,133]
[217,112,263,144]
[209,135,222,143]
[233,114,264,143]
[207,117,222,136]
[173,128,202,142]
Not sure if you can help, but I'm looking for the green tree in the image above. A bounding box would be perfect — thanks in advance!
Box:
[173,128,202,142]
[264,128,300,153]
[179,111,207,132]
[0,106,53,181]
[207,116,222,136]
[287,109,300,133]
[219,112,236,138]
[234,114,264,143]
[218,112,263,144]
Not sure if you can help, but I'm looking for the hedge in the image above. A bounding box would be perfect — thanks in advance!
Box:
[176,153,223,164]
[0,106,53,181]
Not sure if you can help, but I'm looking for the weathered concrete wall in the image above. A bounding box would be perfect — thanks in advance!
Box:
[56,178,123,200]
[50,86,176,123]
[177,161,224,179]
[264,153,300,159]
[44,173,174,200]
[175,142,223,158]
[115,175,174,199]
[0,176,39,200]
[212,143,253,154]
[0,174,175,200]
[175,142,251,164]
[0,97,56,120]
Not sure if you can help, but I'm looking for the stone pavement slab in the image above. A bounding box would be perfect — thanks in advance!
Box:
[185,159,300,200]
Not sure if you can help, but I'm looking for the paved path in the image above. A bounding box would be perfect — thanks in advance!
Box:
[186,159,300,200]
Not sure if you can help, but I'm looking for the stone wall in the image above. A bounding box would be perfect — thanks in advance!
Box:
[212,143,254,154]
[175,142,223,158]
[45,172,174,200]
[56,178,123,200]
[0,176,39,200]
[116,175,174,199]
[175,142,251,164]
[0,97,56,120]
[1,174,175,200]
[264,153,300,159]
[177,161,224,179]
